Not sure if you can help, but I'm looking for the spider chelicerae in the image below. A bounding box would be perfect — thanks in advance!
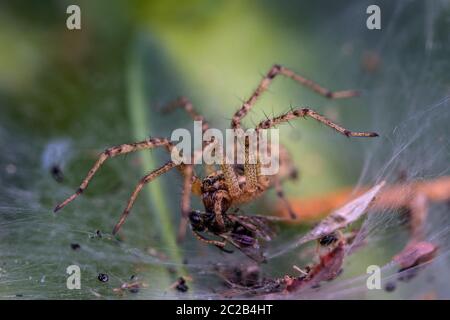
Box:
[54,64,378,262]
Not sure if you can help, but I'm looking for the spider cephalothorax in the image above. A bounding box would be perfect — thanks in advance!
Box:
[54,64,378,261]
[200,171,232,216]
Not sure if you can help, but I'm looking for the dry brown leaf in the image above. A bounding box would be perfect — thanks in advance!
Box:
[286,240,345,292]
[393,241,438,269]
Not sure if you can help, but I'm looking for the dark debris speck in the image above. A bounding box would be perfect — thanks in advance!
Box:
[129,287,140,294]
[176,277,189,293]
[50,165,64,183]
[70,243,81,250]
[384,281,396,292]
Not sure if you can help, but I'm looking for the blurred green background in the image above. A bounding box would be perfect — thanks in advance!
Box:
[0,0,449,299]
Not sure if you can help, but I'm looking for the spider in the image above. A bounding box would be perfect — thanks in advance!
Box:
[54,64,378,260]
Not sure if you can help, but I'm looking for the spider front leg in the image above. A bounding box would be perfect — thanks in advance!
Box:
[112,161,178,234]
[243,136,259,193]
[161,96,210,133]
[231,64,360,129]
[178,140,220,242]
[54,138,175,212]
[213,190,231,229]
[221,163,243,198]
[177,148,210,242]
[256,107,378,137]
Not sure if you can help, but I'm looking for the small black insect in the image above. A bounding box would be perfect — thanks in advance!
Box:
[319,233,339,246]
[89,230,103,239]
[98,273,109,282]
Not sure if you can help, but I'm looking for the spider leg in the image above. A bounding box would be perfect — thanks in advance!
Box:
[231,64,360,129]
[274,177,297,220]
[278,144,299,180]
[177,164,194,243]
[244,136,297,194]
[54,138,174,212]
[112,161,178,234]
[256,108,378,137]
[177,147,212,242]
[177,141,220,242]
[162,96,217,176]
[243,136,259,193]
[192,230,227,248]
[221,163,243,198]
[161,96,210,132]
[213,190,230,229]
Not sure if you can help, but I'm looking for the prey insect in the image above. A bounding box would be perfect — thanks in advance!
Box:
[189,210,278,262]
[54,64,378,261]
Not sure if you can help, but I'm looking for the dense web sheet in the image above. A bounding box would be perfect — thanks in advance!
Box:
[1,0,450,299]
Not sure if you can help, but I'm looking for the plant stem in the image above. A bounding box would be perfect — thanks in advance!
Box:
[126,38,186,285]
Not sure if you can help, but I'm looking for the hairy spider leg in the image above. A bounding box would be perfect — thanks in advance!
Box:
[112,161,178,234]
[229,64,360,199]
[54,137,203,235]
[193,230,227,248]
[177,164,194,242]
[54,138,175,212]
[274,176,297,219]
[256,107,378,137]
[161,96,210,133]
[231,64,360,130]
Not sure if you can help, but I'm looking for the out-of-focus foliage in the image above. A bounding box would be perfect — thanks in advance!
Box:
[0,0,449,299]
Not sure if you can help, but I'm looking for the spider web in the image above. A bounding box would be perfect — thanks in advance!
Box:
[265,0,450,299]
[1,0,450,299]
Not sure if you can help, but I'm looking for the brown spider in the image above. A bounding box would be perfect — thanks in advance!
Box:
[54,64,378,261]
